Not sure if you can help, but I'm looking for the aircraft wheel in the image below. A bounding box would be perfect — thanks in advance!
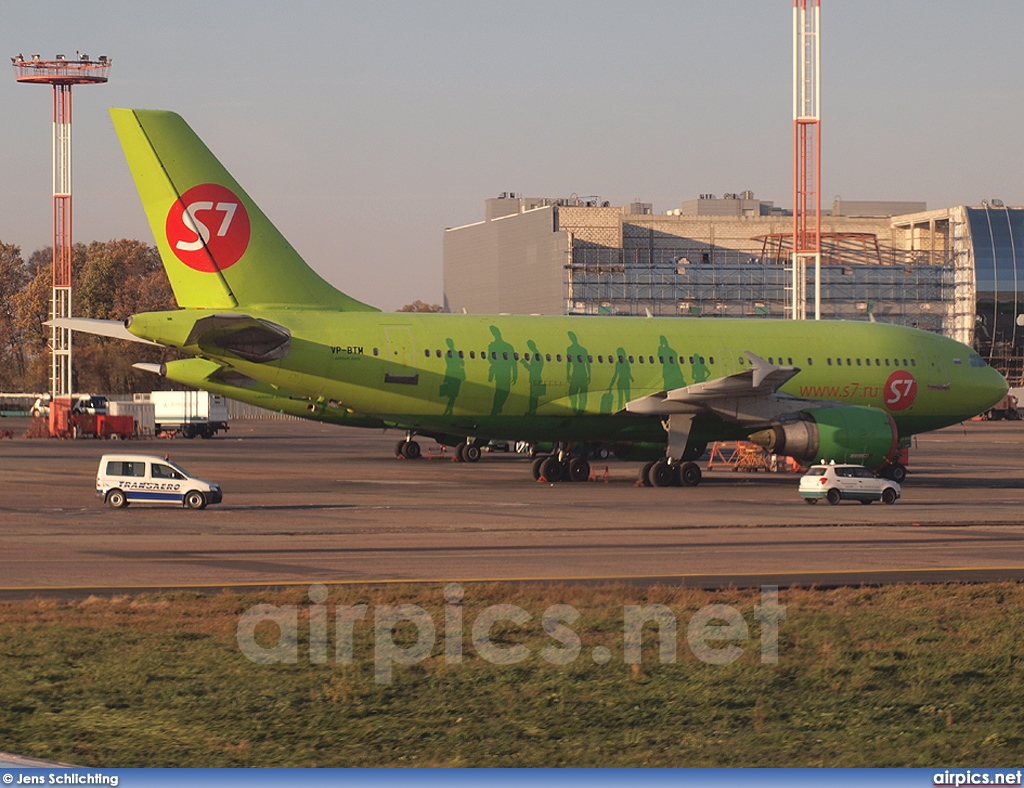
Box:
[826,488,842,506]
[106,489,128,509]
[638,461,654,487]
[649,459,678,488]
[888,464,907,484]
[882,487,898,505]
[568,457,590,482]
[679,462,702,487]
[463,443,482,463]
[395,440,408,458]
[401,440,422,460]
[531,456,547,481]
[539,456,564,482]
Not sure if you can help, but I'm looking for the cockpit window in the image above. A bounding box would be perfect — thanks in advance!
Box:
[968,354,987,368]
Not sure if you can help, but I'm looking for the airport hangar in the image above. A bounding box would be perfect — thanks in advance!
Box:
[444,193,1024,385]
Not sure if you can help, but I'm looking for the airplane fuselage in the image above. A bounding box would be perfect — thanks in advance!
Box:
[129,309,1006,446]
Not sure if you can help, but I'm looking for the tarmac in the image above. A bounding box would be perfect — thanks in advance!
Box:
[1,416,1023,596]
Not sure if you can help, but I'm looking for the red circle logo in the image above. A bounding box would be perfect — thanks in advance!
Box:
[883,370,918,412]
[165,183,251,272]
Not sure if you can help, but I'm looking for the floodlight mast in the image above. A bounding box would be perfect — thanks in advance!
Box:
[792,1,821,320]
[12,54,111,406]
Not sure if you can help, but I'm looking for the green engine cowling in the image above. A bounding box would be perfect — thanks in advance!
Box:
[748,406,899,470]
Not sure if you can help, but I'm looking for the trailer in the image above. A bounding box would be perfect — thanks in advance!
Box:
[108,401,156,437]
[148,391,229,438]
[983,393,1021,421]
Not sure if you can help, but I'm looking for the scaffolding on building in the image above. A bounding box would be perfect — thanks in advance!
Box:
[564,239,955,337]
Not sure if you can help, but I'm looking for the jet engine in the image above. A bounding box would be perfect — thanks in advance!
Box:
[748,406,899,470]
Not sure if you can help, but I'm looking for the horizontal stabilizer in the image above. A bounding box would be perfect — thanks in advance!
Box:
[134,358,261,389]
[132,362,165,375]
[47,318,162,346]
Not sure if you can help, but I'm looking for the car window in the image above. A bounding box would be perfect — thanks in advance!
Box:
[853,468,874,478]
[105,461,145,477]
[152,463,186,480]
[836,467,855,477]
[805,468,826,476]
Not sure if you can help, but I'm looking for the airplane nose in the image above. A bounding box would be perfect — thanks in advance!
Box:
[979,366,1010,412]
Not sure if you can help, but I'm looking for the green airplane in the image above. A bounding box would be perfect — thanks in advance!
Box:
[56,108,1008,486]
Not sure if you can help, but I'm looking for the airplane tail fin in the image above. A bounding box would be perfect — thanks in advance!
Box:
[109,108,378,312]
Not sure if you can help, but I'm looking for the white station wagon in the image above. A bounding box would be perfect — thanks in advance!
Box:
[96,454,223,509]
[799,462,901,506]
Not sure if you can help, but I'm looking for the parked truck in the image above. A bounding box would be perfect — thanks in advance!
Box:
[983,392,1021,421]
[149,391,229,438]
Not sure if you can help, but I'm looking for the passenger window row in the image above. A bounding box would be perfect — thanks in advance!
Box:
[376,345,919,374]
[826,357,917,368]
[419,348,716,365]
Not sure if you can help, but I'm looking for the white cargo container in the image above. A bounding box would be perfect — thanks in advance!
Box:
[108,400,157,437]
[149,391,229,438]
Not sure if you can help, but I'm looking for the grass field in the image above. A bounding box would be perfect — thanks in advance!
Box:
[1,582,1022,767]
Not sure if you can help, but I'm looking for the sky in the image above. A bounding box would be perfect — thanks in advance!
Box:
[2,0,1024,311]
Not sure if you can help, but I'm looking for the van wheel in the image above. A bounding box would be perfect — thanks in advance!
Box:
[826,488,842,505]
[184,491,207,510]
[106,490,128,509]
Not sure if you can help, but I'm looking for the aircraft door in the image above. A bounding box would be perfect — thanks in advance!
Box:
[383,326,419,385]
[717,349,737,376]
[918,338,950,392]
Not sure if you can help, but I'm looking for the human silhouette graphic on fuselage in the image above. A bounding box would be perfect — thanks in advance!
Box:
[439,337,465,415]
[487,326,517,416]
[566,331,591,414]
[521,339,545,416]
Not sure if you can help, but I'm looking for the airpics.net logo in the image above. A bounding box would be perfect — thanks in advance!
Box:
[236,584,786,684]
[933,771,1023,786]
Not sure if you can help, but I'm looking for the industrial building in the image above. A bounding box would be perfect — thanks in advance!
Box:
[444,194,1024,383]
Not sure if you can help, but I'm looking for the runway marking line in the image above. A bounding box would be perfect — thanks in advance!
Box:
[3,565,1024,592]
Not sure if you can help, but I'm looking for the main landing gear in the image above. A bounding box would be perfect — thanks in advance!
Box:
[879,463,907,484]
[530,449,591,483]
[633,414,704,488]
[637,458,702,488]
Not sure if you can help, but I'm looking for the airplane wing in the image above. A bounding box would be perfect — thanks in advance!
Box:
[46,317,163,345]
[625,351,837,460]
[47,314,290,364]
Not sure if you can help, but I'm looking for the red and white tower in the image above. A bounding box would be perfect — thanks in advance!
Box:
[12,53,111,410]
[792,1,821,320]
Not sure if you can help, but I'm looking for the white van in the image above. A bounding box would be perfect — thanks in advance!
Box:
[96,454,223,509]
